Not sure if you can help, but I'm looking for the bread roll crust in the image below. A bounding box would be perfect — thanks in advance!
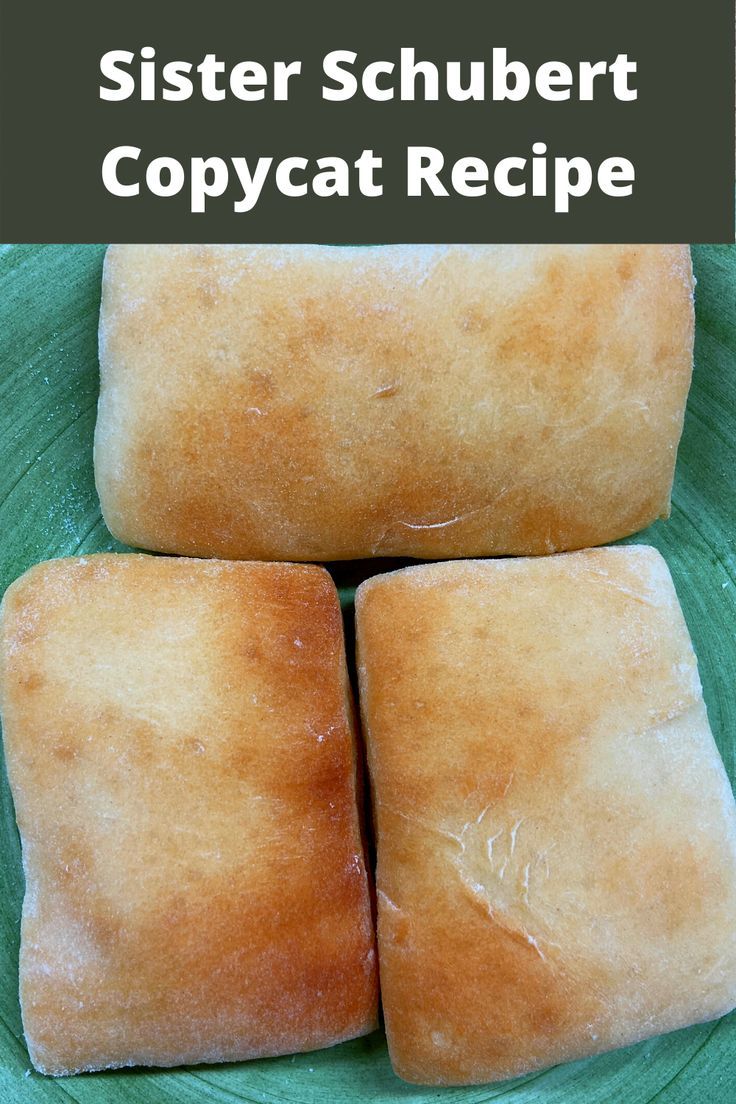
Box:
[0,554,377,1075]
[355,547,736,1085]
[95,244,694,561]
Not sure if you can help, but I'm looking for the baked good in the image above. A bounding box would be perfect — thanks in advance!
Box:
[0,554,377,1075]
[95,244,694,561]
[355,546,736,1085]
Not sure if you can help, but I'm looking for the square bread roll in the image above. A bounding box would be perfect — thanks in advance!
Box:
[355,546,736,1085]
[0,555,377,1076]
[95,244,694,561]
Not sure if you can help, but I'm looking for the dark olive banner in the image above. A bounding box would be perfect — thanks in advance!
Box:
[0,0,733,242]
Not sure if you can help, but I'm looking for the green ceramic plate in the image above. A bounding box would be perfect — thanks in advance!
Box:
[0,244,734,1103]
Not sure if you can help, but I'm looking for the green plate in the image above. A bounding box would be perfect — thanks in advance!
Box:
[0,244,734,1103]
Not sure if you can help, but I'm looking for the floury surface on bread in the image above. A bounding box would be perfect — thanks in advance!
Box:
[0,555,377,1075]
[95,244,694,562]
[355,546,736,1086]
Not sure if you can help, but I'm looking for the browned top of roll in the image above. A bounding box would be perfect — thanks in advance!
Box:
[355,547,736,1085]
[95,244,694,560]
[0,554,377,1074]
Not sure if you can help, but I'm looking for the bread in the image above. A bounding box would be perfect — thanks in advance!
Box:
[0,554,377,1076]
[95,244,694,561]
[355,546,736,1085]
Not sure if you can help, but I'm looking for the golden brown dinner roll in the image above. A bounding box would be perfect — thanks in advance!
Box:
[95,244,694,561]
[355,546,736,1085]
[0,555,377,1075]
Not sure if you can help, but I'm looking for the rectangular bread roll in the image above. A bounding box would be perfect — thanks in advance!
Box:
[95,244,694,561]
[0,555,377,1075]
[355,547,736,1085]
